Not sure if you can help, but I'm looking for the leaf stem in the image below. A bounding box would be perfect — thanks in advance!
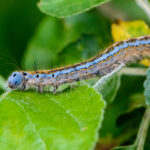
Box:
[135,0,150,19]
[119,67,146,76]
[135,106,150,150]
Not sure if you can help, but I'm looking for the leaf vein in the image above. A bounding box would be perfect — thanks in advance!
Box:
[8,98,48,150]
[48,96,82,130]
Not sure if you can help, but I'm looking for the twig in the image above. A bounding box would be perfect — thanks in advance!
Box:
[135,106,150,150]
[135,0,150,19]
[119,67,146,76]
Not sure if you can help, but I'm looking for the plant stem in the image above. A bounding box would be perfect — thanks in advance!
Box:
[135,106,150,150]
[119,67,146,76]
[135,0,150,19]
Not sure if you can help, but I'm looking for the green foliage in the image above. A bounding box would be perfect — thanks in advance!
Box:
[0,76,6,94]
[111,0,150,22]
[112,106,150,150]
[38,0,110,18]
[0,86,105,150]
[144,68,150,105]
[100,76,146,137]
[23,17,68,70]
[113,145,136,150]
[0,0,43,77]
[0,0,150,150]
[95,73,121,103]
[23,11,111,70]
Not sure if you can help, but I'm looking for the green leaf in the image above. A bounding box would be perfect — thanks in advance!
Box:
[64,10,112,45]
[59,34,101,65]
[0,76,7,94]
[113,106,150,150]
[144,67,150,105]
[99,75,146,143]
[95,72,121,103]
[38,0,110,18]
[0,0,43,77]
[127,93,146,112]
[0,85,105,150]
[23,17,69,70]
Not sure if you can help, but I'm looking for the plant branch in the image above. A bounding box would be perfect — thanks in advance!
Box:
[119,67,146,76]
[135,0,150,19]
[135,106,150,150]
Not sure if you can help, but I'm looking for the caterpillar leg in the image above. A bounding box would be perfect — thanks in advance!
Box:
[70,84,74,89]
[38,85,43,93]
[21,83,26,91]
[69,82,77,89]
[53,85,59,94]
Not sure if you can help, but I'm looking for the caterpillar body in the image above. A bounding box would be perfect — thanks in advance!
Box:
[8,35,150,93]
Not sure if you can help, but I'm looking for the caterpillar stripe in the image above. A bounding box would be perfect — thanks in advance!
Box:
[8,35,150,93]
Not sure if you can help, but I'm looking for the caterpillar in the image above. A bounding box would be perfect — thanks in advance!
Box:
[8,35,150,93]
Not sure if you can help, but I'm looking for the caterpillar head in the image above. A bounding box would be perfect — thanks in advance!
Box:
[8,72,23,89]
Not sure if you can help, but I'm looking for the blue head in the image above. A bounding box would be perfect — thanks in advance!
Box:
[8,72,23,89]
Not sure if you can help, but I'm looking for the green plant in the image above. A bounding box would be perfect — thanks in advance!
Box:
[0,0,150,149]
